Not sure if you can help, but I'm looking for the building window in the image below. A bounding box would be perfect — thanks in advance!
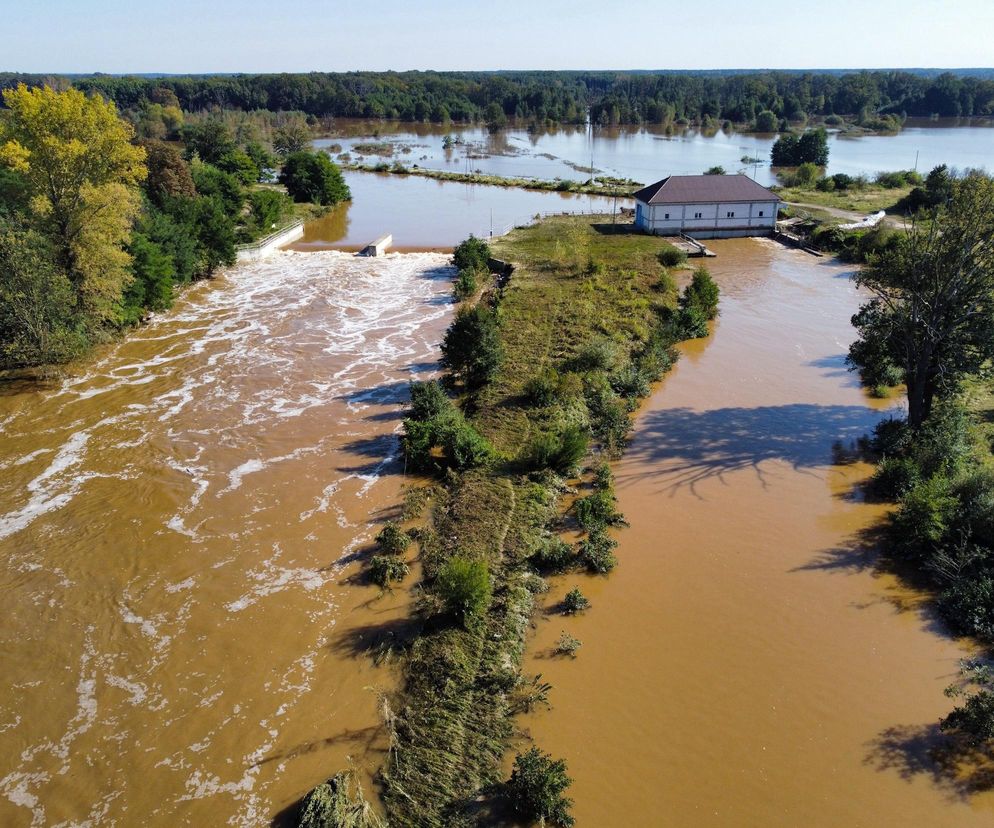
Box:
[694,212,702,219]
[664,213,670,220]
[726,211,735,218]
[758,210,764,217]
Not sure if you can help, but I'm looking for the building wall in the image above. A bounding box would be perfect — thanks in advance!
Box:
[635,200,779,236]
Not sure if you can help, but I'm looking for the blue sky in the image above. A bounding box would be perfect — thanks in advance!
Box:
[1,0,992,73]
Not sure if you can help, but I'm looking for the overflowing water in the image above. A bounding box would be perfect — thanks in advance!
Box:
[0,251,454,826]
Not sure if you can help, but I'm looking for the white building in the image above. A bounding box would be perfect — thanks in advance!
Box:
[633,174,780,239]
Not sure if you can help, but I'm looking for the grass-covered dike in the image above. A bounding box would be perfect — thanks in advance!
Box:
[294,217,718,827]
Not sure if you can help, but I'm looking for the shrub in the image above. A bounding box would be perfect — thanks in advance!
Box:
[680,266,720,320]
[524,367,562,406]
[574,489,626,532]
[889,474,958,558]
[824,114,845,126]
[704,165,726,175]
[571,337,621,372]
[453,267,478,300]
[376,521,411,555]
[561,587,590,614]
[555,632,582,657]
[754,110,778,132]
[452,235,490,272]
[657,243,688,268]
[609,364,651,400]
[522,425,589,475]
[442,419,494,469]
[531,537,575,573]
[409,380,452,422]
[506,748,575,827]
[441,304,503,388]
[941,689,994,746]
[578,529,618,573]
[369,554,409,587]
[869,456,922,499]
[585,384,631,452]
[435,556,491,623]
[677,305,709,338]
[938,578,994,641]
[815,176,836,192]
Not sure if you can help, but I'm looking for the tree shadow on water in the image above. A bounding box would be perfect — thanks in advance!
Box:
[620,403,880,497]
[866,723,994,801]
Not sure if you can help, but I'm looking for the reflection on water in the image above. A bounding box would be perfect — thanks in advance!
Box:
[292,173,622,249]
[517,238,994,826]
[0,251,454,826]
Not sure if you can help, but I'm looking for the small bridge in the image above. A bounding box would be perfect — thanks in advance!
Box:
[359,234,392,257]
[676,233,716,258]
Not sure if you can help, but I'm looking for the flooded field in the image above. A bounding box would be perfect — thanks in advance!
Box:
[316,117,994,189]
[0,252,454,826]
[519,239,994,826]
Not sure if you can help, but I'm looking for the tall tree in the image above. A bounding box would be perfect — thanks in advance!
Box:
[0,83,146,325]
[848,174,994,428]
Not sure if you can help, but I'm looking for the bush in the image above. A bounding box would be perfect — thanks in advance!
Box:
[704,165,726,175]
[376,522,411,555]
[680,265,720,320]
[522,425,589,475]
[889,474,958,558]
[555,632,582,657]
[369,554,409,587]
[435,556,491,623]
[452,235,490,272]
[938,578,994,641]
[453,267,478,300]
[523,367,562,406]
[941,689,994,746]
[506,748,575,827]
[578,528,618,573]
[754,110,778,132]
[585,384,631,452]
[442,419,494,469]
[574,489,626,532]
[571,336,621,373]
[409,380,452,422]
[870,456,922,499]
[561,587,590,614]
[657,243,687,268]
[441,304,503,388]
[677,305,709,338]
[531,537,575,573]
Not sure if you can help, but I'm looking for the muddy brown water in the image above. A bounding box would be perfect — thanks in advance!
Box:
[0,251,454,826]
[520,238,994,826]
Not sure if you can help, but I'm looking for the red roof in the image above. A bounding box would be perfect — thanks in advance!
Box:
[633,174,779,205]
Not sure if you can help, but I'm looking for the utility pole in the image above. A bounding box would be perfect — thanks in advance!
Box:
[914,149,920,172]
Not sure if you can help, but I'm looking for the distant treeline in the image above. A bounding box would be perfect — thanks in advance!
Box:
[1,70,991,126]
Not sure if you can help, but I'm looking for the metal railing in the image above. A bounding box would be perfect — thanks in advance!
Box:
[235,220,304,253]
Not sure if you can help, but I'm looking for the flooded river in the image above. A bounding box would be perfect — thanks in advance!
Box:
[0,251,454,826]
[520,239,994,826]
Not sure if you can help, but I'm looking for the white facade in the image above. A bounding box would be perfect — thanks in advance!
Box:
[635,200,779,238]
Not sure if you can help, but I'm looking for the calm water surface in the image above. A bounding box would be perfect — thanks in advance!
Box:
[519,239,994,826]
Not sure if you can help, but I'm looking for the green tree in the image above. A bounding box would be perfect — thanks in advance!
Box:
[754,110,778,132]
[440,303,503,387]
[848,174,994,428]
[140,140,196,206]
[506,747,574,827]
[121,232,175,324]
[0,84,147,325]
[273,119,312,156]
[182,118,236,164]
[247,189,293,235]
[704,165,726,175]
[0,222,84,368]
[279,151,351,205]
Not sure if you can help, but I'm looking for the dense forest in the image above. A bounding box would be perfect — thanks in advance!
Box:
[0,84,348,371]
[2,70,991,127]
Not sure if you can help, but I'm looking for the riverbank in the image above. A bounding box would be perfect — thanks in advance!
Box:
[515,237,994,825]
[296,216,712,826]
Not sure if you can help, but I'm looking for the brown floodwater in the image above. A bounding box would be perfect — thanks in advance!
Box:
[520,238,994,826]
[0,251,454,826]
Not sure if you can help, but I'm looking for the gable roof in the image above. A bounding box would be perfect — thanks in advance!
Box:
[633,174,778,205]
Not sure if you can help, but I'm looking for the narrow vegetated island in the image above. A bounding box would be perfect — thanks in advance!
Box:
[296,222,719,826]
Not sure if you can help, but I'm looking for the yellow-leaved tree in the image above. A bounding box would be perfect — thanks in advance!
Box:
[0,83,147,326]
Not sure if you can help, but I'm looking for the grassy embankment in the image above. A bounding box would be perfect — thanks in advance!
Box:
[344,218,710,827]
[342,161,641,198]
[775,182,913,217]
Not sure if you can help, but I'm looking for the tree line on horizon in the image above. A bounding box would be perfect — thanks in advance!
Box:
[1,69,992,128]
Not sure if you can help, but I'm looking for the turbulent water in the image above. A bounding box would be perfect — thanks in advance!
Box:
[520,239,994,826]
[0,251,454,826]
